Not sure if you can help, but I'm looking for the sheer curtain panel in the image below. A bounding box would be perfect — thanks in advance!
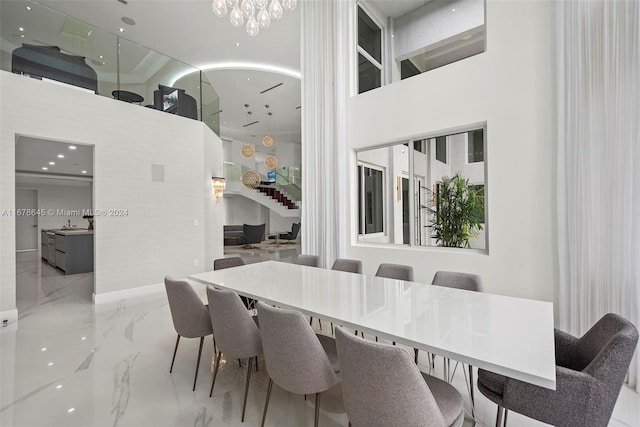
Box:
[557,0,640,391]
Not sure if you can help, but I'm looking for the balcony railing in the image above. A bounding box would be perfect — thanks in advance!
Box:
[0,0,220,135]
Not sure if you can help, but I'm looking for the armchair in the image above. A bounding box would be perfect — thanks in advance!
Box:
[477,313,638,427]
[279,222,300,243]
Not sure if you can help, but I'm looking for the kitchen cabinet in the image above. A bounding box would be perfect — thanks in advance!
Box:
[41,229,93,274]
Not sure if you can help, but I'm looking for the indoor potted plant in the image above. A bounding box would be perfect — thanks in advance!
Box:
[427,172,484,248]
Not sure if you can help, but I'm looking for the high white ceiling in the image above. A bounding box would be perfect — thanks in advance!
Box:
[36,0,302,144]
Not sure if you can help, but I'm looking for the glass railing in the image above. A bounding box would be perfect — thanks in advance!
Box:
[0,0,219,135]
[224,163,301,209]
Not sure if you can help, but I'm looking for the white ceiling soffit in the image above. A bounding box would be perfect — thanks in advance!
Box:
[15,136,93,177]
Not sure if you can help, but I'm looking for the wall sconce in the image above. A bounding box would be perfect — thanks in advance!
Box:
[211,177,226,204]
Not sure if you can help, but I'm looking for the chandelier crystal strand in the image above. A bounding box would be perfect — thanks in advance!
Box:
[212,0,228,17]
[282,0,296,11]
[246,14,260,36]
[257,7,271,28]
[213,0,293,35]
[230,4,244,26]
[240,0,254,17]
[268,0,283,19]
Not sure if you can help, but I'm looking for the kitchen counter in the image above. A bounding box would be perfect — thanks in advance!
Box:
[43,228,94,236]
[41,229,94,274]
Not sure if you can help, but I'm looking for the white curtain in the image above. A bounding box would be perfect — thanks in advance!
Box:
[300,0,351,266]
[557,0,640,391]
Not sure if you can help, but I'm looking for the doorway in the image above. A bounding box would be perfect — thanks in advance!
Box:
[15,189,38,251]
[15,135,95,310]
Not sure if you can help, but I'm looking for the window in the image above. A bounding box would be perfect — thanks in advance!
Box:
[356,125,487,251]
[435,136,447,163]
[357,6,383,94]
[468,129,484,163]
[358,164,384,235]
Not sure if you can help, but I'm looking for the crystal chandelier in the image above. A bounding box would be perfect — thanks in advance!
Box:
[212,0,297,37]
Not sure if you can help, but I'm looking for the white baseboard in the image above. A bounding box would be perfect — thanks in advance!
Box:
[0,309,19,333]
[93,282,165,306]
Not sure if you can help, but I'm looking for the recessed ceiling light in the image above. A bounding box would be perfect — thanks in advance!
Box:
[42,347,47,351]
[56,385,63,389]
[48,362,54,366]
[42,167,48,170]
[57,154,64,158]
[236,42,240,47]
[451,8,456,12]
[19,27,24,32]
[247,77,250,81]
[82,171,87,174]
[69,145,77,150]
[26,6,31,10]
[49,162,55,165]
[99,55,103,59]
[21,35,25,38]
[67,408,75,413]
[119,28,125,33]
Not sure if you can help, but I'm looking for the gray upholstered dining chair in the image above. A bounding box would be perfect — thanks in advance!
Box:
[335,327,464,427]
[431,271,483,415]
[375,263,414,282]
[477,313,639,427]
[164,276,213,391]
[331,258,363,274]
[213,256,245,270]
[207,286,262,422]
[256,301,339,427]
[294,254,320,267]
[213,256,255,310]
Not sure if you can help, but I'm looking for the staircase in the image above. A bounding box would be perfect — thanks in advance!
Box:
[257,186,297,210]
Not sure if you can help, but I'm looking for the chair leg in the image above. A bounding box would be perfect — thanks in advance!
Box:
[241,357,254,422]
[314,393,321,427]
[209,351,222,397]
[255,355,259,372]
[469,365,475,417]
[318,319,323,331]
[496,405,504,427]
[261,378,273,427]
[170,335,181,373]
[193,336,204,391]
[414,348,419,364]
[503,409,508,426]
[310,316,314,327]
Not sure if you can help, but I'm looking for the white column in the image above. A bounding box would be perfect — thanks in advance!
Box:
[300,0,352,267]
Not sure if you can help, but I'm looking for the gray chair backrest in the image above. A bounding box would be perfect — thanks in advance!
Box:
[290,222,301,239]
[335,328,446,427]
[213,256,245,270]
[164,276,212,338]
[243,223,265,244]
[375,263,414,282]
[294,254,320,267]
[432,271,483,292]
[206,286,261,360]
[256,302,337,395]
[331,258,363,274]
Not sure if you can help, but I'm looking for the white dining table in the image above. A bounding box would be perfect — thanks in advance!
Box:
[188,260,556,390]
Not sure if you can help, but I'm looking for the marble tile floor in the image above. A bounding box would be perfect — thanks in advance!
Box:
[2,251,639,427]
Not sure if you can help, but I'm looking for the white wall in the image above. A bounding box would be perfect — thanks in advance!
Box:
[345,1,558,317]
[224,195,265,226]
[19,184,93,231]
[0,71,223,315]
[393,0,485,60]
